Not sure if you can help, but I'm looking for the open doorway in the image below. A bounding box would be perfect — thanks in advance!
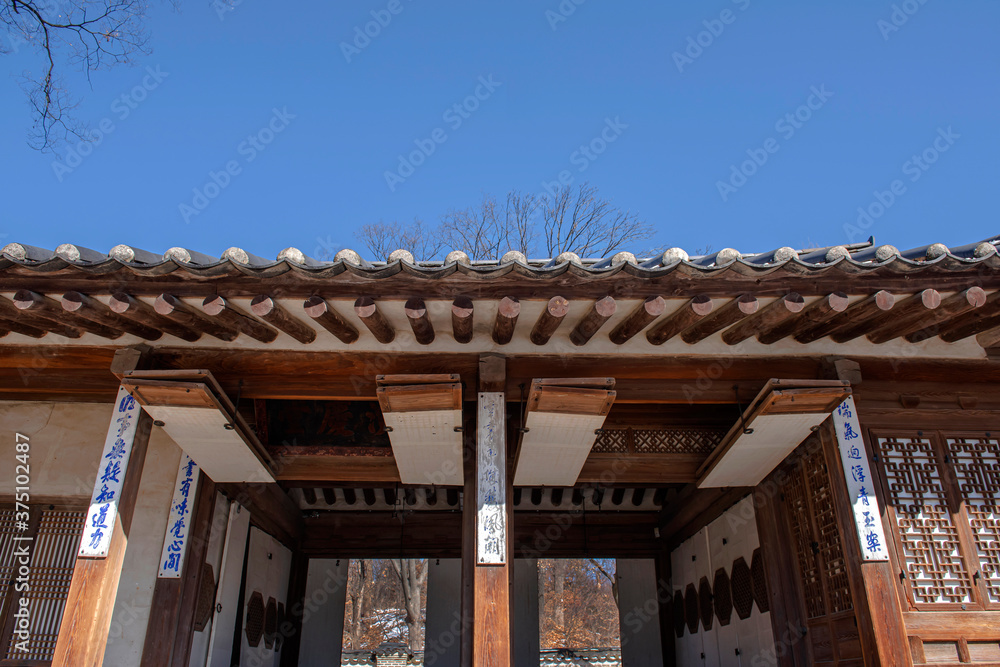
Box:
[341,558,429,651]
[538,558,621,651]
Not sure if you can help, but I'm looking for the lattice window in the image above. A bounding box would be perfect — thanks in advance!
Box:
[731,557,754,620]
[0,505,85,664]
[684,583,699,635]
[945,435,1000,605]
[194,562,216,632]
[783,442,855,620]
[713,568,732,626]
[874,434,975,606]
[698,577,714,631]
[245,591,265,647]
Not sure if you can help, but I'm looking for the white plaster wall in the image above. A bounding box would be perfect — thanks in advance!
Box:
[0,401,111,499]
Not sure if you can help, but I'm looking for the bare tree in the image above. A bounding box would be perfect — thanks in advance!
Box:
[539,183,653,258]
[389,558,428,650]
[345,560,370,649]
[1,0,153,151]
[355,219,445,262]
[356,184,654,262]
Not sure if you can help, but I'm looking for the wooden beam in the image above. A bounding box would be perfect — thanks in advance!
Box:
[680,294,758,344]
[0,298,49,337]
[109,292,201,342]
[830,289,939,343]
[61,292,163,341]
[868,287,986,343]
[492,296,520,344]
[13,289,122,339]
[794,291,894,343]
[721,293,804,345]
[154,294,238,341]
[202,295,278,343]
[354,297,395,344]
[303,296,359,344]
[52,405,153,666]
[757,292,849,344]
[570,296,616,346]
[646,296,714,345]
[529,296,570,345]
[908,288,1000,343]
[610,296,665,344]
[451,296,474,344]
[404,297,435,345]
[250,295,316,344]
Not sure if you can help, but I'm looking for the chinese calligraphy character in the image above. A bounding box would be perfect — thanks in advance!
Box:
[837,403,853,418]
[91,503,110,529]
[862,510,876,528]
[95,483,115,503]
[105,438,127,461]
[851,464,866,483]
[88,529,104,550]
[101,460,122,485]
[847,445,862,461]
[858,487,870,507]
[865,531,882,554]
[842,422,859,441]
[170,516,186,539]
[163,552,181,572]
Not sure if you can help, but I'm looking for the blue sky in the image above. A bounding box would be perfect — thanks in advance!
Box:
[0,0,997,260]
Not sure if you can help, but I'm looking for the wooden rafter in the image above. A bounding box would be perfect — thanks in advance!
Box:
[681,294,758,344]
[303,296,358,343]
[529,296,570,345]
[250,295,316,344]
[109,292,201,342]
[570,296,616,346]
[202,295,278,343]
[154,294,238,341]
[610,296,665,344]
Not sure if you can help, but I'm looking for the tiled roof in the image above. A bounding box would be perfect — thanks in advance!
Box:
[2,237,998,279]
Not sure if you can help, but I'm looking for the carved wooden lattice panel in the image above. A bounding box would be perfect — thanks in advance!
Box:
[875,435,974,605]
[945,435,1000,605]
[633,429,721,454]
[591,429,628,453]
[805,449,853,615]
[3,509,85,661]
[784,455,826,618]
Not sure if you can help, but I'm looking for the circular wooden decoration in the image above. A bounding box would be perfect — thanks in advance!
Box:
[731,557,754,620]
[713,567,732,626]
[684,583,699,635]
[193,562,216,632]
[751,547,770,613]
[698,577,714,631]
[673,591,686,638]
[264,596,278,649]
[245,591,265,647]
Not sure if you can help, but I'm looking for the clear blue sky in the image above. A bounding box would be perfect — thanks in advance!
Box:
[1,0,997,260]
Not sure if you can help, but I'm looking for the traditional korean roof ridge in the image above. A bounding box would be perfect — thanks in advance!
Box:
[2,236,998,280]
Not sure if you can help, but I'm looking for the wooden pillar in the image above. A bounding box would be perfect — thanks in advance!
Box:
[653,552,676,667]
[471,354,511,666]
[819,420,912,667]
[52,386,153,667]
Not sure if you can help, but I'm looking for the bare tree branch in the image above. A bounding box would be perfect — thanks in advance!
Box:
[1,0,152,151]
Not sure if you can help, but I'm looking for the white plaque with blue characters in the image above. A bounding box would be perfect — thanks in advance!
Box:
[79,386,142,558]
[477,392,506,565]
[832,396,890,562]
[158,454,201,578]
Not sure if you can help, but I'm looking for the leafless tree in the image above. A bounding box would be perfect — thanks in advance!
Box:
[355,184,655,261]
[0,0,151,151]
[355,219,445,262]
[389,558,428,650]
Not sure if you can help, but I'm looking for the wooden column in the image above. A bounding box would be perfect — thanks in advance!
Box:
[52,387,153,667]
[819,420,912,667]
[471,354,511,665]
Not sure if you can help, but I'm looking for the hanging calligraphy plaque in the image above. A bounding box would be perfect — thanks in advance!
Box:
[158,454,201,578]
[477,392,506,564]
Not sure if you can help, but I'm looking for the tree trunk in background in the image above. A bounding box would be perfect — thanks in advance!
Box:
[554,559,566,644]
[391,559,428,650]
[349,561,369,649]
